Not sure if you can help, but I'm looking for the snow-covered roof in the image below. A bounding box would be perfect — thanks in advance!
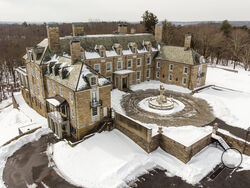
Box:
[114,70,134,75]
[46,95,66,107]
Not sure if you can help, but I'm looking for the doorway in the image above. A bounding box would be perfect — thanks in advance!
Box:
[122,77,127,89]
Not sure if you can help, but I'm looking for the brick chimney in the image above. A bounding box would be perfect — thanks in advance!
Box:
[155,24,163,43]
[130,27,136,34]
[72,23,85,36]
[118,23,128,34]
[46,25,60,52]
[70,39,81,64]
[184,34,192,50]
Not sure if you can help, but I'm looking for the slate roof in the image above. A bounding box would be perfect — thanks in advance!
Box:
[159,45,201,65]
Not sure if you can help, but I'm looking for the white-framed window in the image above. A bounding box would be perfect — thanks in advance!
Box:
[69,92,73,104]
[94,64,100,73]
[70,108,75,118]
[127,59,132,68]
[37,86,40,96]
[100,50,105,58]
[168,74,173,81]
[146,56,151,65]
[156,71,160,78]
[182,77,187,85]
[136,71,141,81]
[92,107,98,116]
[157,61,160,68]
[183,67,188,74]
[136,58,141,67]
[91,77,97,85]
[169,64,173,71]
[107,76,112,82]
[146,69,150,78]
[117,49,122,56]
[35,68,38,79]
[24,77,28,87]
[52,82,56,93]
[59,87,63,96]
[133,47,137,53]
[117,60,122,70]
[47,80,50,89]
[106,62,112,72]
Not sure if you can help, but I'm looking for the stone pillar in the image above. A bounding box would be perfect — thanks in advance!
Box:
[46,25,60,52]
[184,34,192,50]
[155,25,163,43]
[130,27,136,34]
[72,23,85,36]
[118,23,128,34]
[70,39,81,64]
[213,123,218,134]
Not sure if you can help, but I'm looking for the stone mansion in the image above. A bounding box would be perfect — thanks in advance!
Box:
[16,23,207,141]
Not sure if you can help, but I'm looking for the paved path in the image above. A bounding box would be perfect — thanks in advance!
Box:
[130,167,250,188]
[3,133,81,188]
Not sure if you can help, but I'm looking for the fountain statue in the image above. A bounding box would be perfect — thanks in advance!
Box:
[148,85,174,110]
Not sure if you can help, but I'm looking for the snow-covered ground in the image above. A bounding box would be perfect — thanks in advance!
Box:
[51,129,223,188]
[195,66,250,130]
[130,80,191,94]
[0,92,47,146]
[0,128,51,188]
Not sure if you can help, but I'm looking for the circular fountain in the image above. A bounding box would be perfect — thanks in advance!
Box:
[137,85,185,116]
[148,85,174,110]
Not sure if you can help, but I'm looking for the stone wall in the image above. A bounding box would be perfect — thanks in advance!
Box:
[160,133,211,163]
[217,132,250,156]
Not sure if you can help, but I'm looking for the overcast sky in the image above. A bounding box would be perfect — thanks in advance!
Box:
[0,0,249,22]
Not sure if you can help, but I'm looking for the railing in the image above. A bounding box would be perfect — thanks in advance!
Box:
[90,100,102,108]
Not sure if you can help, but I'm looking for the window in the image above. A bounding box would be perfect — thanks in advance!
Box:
[156,71,160,78]
[31,67,34,77]
[69,92,73,103]
[29,51,34,62]
[92,91,97,103]
[132,47,137,53]
[136,71,141,80]
[91,77,97,85]
[147,56,151,65]
[146,69,150,78]
[35,68,39,79]
[33,85,36,94]
[117,61,122,70]
[92,107,98,116]
[47,80,50,90]
[59,87,63,96]
[52,82,56,93]
[182,77,187,85]
[70,108,75,118]
[168,74,173,81]
[37,86,40,96]
[169,64,173,71]
[184,67,188,74]
[157,62,160,68]
[24,77,28,87]
[136,58,141,67]
[106,62,112,72]
[94,64,100,73]
[117,49,121,55]
[127,59,132,68]
[100,50,105,57]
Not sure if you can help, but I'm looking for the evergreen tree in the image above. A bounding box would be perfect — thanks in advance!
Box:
[220,20,232,37]
[141,10,158,33]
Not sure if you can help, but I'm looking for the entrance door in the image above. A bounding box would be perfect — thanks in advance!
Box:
[122,77,127,89]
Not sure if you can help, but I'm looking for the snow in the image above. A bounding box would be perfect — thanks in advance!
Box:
[48,111,63,123]
[163,126,212,147]
[211,133,230,150]
[77,64,93,90]
[0,93,47,146]
[46,98,61,107]
[19,123,41,134]
[122,50,133,55]
[85,51,101,59]
[114,69,134,75]
[194,65,250,130]
[106,50,118,57]
[51,130,223,187]
[0,128,51,188]
[98,77,109,86]
[130,80,191,94]
[138,97,185,116]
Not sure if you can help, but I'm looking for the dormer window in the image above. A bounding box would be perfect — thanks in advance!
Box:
[90,77,97,86]
[28,50,34,62]
[100,50,105,58]
[132,47,137,54]
[144,41,152,51]
[117,48,122,56]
